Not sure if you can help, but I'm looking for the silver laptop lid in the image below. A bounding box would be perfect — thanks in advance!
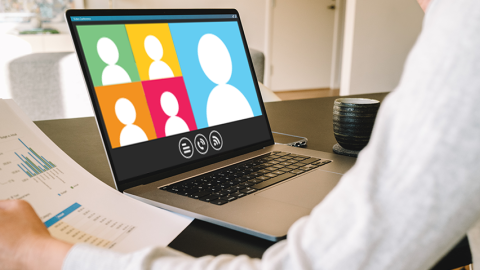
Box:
[65,9,274,191]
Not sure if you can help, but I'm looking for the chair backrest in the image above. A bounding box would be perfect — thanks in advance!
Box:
[249,48,265,83]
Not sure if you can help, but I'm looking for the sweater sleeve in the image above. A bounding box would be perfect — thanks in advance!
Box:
[63,0,480,269]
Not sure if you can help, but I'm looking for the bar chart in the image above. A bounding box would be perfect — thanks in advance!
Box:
[15,139,56,178]
[0,136,67,195]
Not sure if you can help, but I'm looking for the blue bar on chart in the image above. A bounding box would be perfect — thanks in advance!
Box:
[15,139,56,178]
[44,203,82,228]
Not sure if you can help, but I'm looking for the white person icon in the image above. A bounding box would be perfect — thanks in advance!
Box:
[145,35,174,80]
[115,98,148,147]
[97,37,131,86]
[198,34,254,126]
[161,91,190,136]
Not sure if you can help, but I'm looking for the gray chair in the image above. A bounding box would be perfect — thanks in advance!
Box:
[249,48,265,83]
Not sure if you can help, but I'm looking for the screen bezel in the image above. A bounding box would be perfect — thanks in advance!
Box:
[65,9,275,192]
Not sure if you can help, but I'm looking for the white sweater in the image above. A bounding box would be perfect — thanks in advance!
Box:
[62,0,480,269]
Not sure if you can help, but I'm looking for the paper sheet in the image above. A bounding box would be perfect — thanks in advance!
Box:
[0,99,193,253]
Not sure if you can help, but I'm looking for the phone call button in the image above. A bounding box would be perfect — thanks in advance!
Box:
[194,134,209,155]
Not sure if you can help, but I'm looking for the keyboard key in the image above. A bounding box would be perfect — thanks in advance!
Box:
[241,175,253,180]
[221,195,237,202]
[240,187,257,194]
[275,158,287,162]
[223,176,234,181]
[290,169,305,174]
[258,169,270,174]
[272,170,285,175]
[200,195,221,202]
[286,165,300,169]
[322,160,332,164]
[251,173,295,190]
[256,176,270,181]
[301,164,315,169]
[178,189,197,196]
[213,190,229,197]
[302,158,320,164]
[279,167,292,172]
[232,178,244,184]
[248,178,264,184]
[210,185,222,192]
[239,181,254,187]
[190,191,212,199]
[234,192,246,198]
[170,186,180,192]
[224,187,236,193]
[220,182,233,189]
[280,162,293,166]
[211,199,228,205]
[265,173,277,178]
[272,164,284,169]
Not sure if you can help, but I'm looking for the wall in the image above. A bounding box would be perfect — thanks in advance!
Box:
[106,0,268,54]
[269,0,335,91]
[340,0,424,95]
[330,0,346,90]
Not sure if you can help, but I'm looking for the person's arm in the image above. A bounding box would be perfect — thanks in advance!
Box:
[0,200,72,270]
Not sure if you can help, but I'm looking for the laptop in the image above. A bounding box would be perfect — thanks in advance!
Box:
[65,9,356,241]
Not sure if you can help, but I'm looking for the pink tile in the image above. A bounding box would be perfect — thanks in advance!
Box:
[142,77,197,138]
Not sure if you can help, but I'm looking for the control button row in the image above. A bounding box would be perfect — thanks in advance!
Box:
[179,130,223,159]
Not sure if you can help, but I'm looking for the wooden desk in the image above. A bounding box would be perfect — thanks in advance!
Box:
[34,92,470,268]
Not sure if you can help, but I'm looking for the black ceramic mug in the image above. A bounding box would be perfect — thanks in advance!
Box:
[333,98,380,151]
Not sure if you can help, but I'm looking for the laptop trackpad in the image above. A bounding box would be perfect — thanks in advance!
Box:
[255,169,342,209]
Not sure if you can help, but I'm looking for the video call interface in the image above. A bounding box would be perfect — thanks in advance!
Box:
[70,14,272,182]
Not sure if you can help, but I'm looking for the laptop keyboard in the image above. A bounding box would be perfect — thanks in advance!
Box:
[159,151,332,206]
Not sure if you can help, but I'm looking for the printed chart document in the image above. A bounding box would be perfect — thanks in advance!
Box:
[0,99,193,252]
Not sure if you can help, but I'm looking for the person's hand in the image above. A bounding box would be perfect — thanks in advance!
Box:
[417,0,432,12]
[0,200,73,270]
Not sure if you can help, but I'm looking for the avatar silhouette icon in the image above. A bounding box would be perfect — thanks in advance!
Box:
[145,35,174,80]
[161,91,190,136]
[198,34,254,126]
[116,98,149,146]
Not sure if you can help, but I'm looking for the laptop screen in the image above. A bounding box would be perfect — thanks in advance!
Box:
[66,10,273,189]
